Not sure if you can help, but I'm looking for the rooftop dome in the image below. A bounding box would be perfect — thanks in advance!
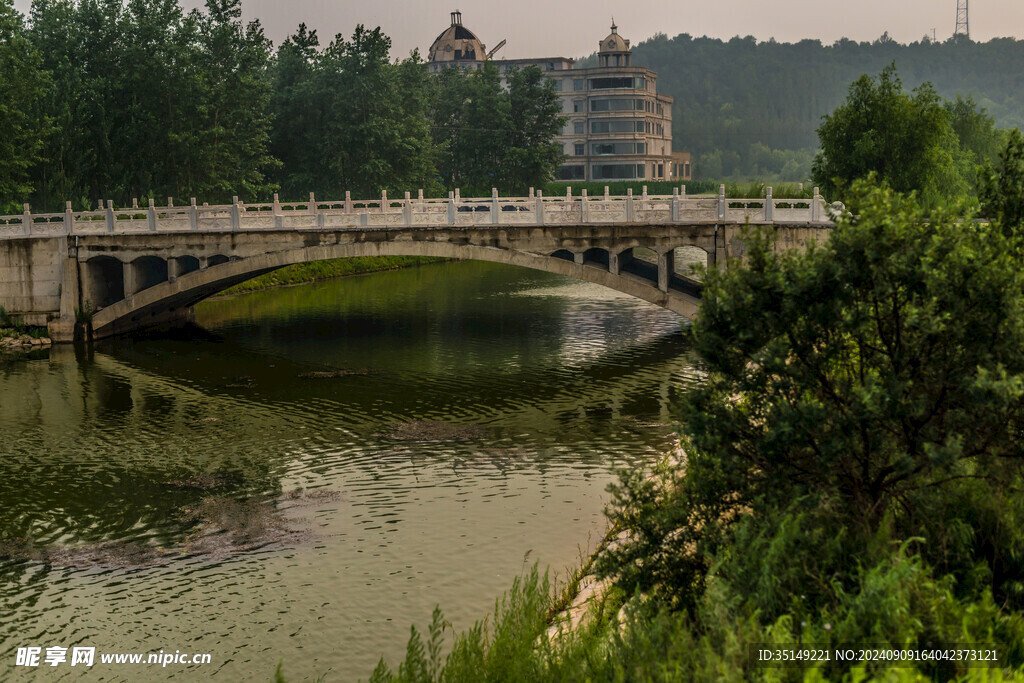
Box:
[599,21,631,54]
[428,10,486,63]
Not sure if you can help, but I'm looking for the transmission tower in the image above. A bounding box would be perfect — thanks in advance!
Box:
[954,0,969,39]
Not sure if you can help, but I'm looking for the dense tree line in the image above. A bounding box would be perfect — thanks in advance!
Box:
[0,0,564,214]
[627,32,1024,180]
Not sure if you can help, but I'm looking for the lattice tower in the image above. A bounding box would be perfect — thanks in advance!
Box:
[955,0,969,38]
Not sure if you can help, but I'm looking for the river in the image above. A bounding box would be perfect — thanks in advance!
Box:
[0,260,691,680]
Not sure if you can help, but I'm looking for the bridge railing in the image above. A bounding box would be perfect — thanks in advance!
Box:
[0,185,833,239]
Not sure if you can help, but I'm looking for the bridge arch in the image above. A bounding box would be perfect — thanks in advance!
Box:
[129,256,169,294]
[175,256,200,276]
[87,241,701,339]
[618,246,660,287]
[550,249,574,262]
[85,256,125,309]
[582,248,610,270]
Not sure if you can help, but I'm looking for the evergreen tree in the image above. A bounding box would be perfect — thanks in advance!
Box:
[0,0,49,213]
[432,63,563,196]
[503,66,565,195]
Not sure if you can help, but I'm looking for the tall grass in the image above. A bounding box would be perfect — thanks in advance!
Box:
[220,256,447,295]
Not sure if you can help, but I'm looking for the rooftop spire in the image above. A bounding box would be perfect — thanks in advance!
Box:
[451,10,462,26]
[611,18,617,33]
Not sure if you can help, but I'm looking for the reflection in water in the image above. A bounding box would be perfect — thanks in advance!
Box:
[0,261,692,680]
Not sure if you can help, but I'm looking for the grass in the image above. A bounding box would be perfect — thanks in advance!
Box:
[220,256,448,295]
[0,306,46,340]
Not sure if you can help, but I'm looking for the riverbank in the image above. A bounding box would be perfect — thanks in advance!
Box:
[220,256,448,295]
[1,308,52,357]
[1,332,52,351]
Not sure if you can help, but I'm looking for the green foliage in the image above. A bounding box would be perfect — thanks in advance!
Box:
[368,566,553,683]
[269,25,440,199]
[979,129,1024,232]
[947,95,1006,168]
[0,306,18,329]
[6,5,572,210]
[502,66,566,195]
[593,180,1024,675]
[0,1,49,213]
[27,0,277,208]
[433,62,564,196]
[696,145,815,182]
[432,62,506,195]
[629,32,1024,180]
[812,65,966,202]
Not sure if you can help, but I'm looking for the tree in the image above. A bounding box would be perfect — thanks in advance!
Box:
[502,66,565,194]
[812,65,965,202]
[431,63,563,195]
[979,128,1024,232]
[600,181,1024,614]
[946,95,1004,167]
[432,61,509,195]
[188,0,277,201]
[268,24,323,197]
[268,24,439,200]
[25,0,278,208]
[0,0,49,212]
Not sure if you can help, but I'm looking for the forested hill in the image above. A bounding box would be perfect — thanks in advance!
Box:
[623,34,1024,179]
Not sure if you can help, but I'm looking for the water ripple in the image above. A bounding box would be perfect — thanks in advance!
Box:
[0,262,688,680]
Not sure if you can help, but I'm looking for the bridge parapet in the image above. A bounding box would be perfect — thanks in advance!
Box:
[0,186,833,239]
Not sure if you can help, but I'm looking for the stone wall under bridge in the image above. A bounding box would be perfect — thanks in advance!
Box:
[0,190,834,341]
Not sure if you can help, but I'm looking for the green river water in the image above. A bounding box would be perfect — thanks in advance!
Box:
[0,260,692,680]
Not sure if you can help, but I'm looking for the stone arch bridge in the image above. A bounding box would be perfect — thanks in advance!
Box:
[0,187,833,341]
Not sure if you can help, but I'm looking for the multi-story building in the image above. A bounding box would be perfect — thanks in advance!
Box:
[426,12,690,183]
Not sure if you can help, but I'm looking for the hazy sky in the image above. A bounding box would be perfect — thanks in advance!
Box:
[11,0,1024,59]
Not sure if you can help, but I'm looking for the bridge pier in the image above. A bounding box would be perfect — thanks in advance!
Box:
[50,241,80,342]
[168,257,183,282]
[123,259,138,298]
[658,250,675,293]
[608,252,620,276]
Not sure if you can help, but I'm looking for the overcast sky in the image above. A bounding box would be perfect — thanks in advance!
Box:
[11,0,1024,59]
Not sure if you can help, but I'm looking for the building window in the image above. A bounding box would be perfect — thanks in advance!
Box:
[591,164,645,179]
[590,119,644,134]
[575,143,585,156]
[574,121,584,134]
[590,98,644,112]
[657,164,664,178]
[588,77,645,90]
[558,165,585,180]
[573,100,584,113]
[591,141,646,155]
[573,78,584,91]
[552,78,562,91]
